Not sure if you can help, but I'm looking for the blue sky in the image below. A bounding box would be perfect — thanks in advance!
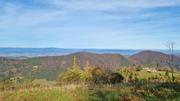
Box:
[0,0,180,49]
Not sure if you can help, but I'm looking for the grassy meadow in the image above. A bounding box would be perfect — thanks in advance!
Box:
[0,82,180,101]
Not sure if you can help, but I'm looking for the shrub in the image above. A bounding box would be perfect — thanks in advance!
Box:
[91,67,107,84]
[58,67,83,84]
[108,72,124,84]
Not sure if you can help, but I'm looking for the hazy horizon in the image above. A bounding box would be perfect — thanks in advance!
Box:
[0,47,180,50]
[0,48,179,57]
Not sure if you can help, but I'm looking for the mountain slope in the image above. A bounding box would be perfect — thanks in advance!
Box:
[23,52,130,69]
[129,50,180,67]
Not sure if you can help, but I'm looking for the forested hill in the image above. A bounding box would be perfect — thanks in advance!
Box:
[129,50,180,66]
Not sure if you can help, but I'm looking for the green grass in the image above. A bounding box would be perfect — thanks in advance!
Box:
[0,88,71,101]
[1,68,180,101]
[1,83,180,101]
[0,85,89,101]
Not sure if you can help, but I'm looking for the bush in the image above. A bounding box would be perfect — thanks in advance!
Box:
[58,66,125,85]
[108,72,124,84]
[91,67,107,84]
[58,67,83,84]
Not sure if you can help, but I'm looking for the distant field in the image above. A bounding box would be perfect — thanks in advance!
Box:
[137,70,180,80]
[119,69,180,82]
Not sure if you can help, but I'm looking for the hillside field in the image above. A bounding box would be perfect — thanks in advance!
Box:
[0,69,180,101]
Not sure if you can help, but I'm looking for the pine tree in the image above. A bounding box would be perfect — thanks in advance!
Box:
[83,60,93,83]
[58,56,83,84]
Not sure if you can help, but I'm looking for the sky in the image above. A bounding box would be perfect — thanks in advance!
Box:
[0,0,180,49]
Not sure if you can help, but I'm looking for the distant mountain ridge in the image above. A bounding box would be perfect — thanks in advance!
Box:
[0,48,180,57]
[0,50,180,68]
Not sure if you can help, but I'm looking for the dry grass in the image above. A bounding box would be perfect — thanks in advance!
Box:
[0,83,180,101]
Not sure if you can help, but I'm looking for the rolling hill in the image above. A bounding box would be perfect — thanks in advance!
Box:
[23,52,130,69]
[129,50,180,67]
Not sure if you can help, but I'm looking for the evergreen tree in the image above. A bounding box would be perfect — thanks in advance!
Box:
[83,60,93,83]
[58,56,83,84]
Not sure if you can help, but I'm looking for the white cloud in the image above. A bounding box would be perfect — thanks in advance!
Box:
[0,5,69,29]
[0,0,179,32]
[34,0,180,11]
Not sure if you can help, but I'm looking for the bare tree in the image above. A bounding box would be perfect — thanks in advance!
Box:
[167,42,175,82]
